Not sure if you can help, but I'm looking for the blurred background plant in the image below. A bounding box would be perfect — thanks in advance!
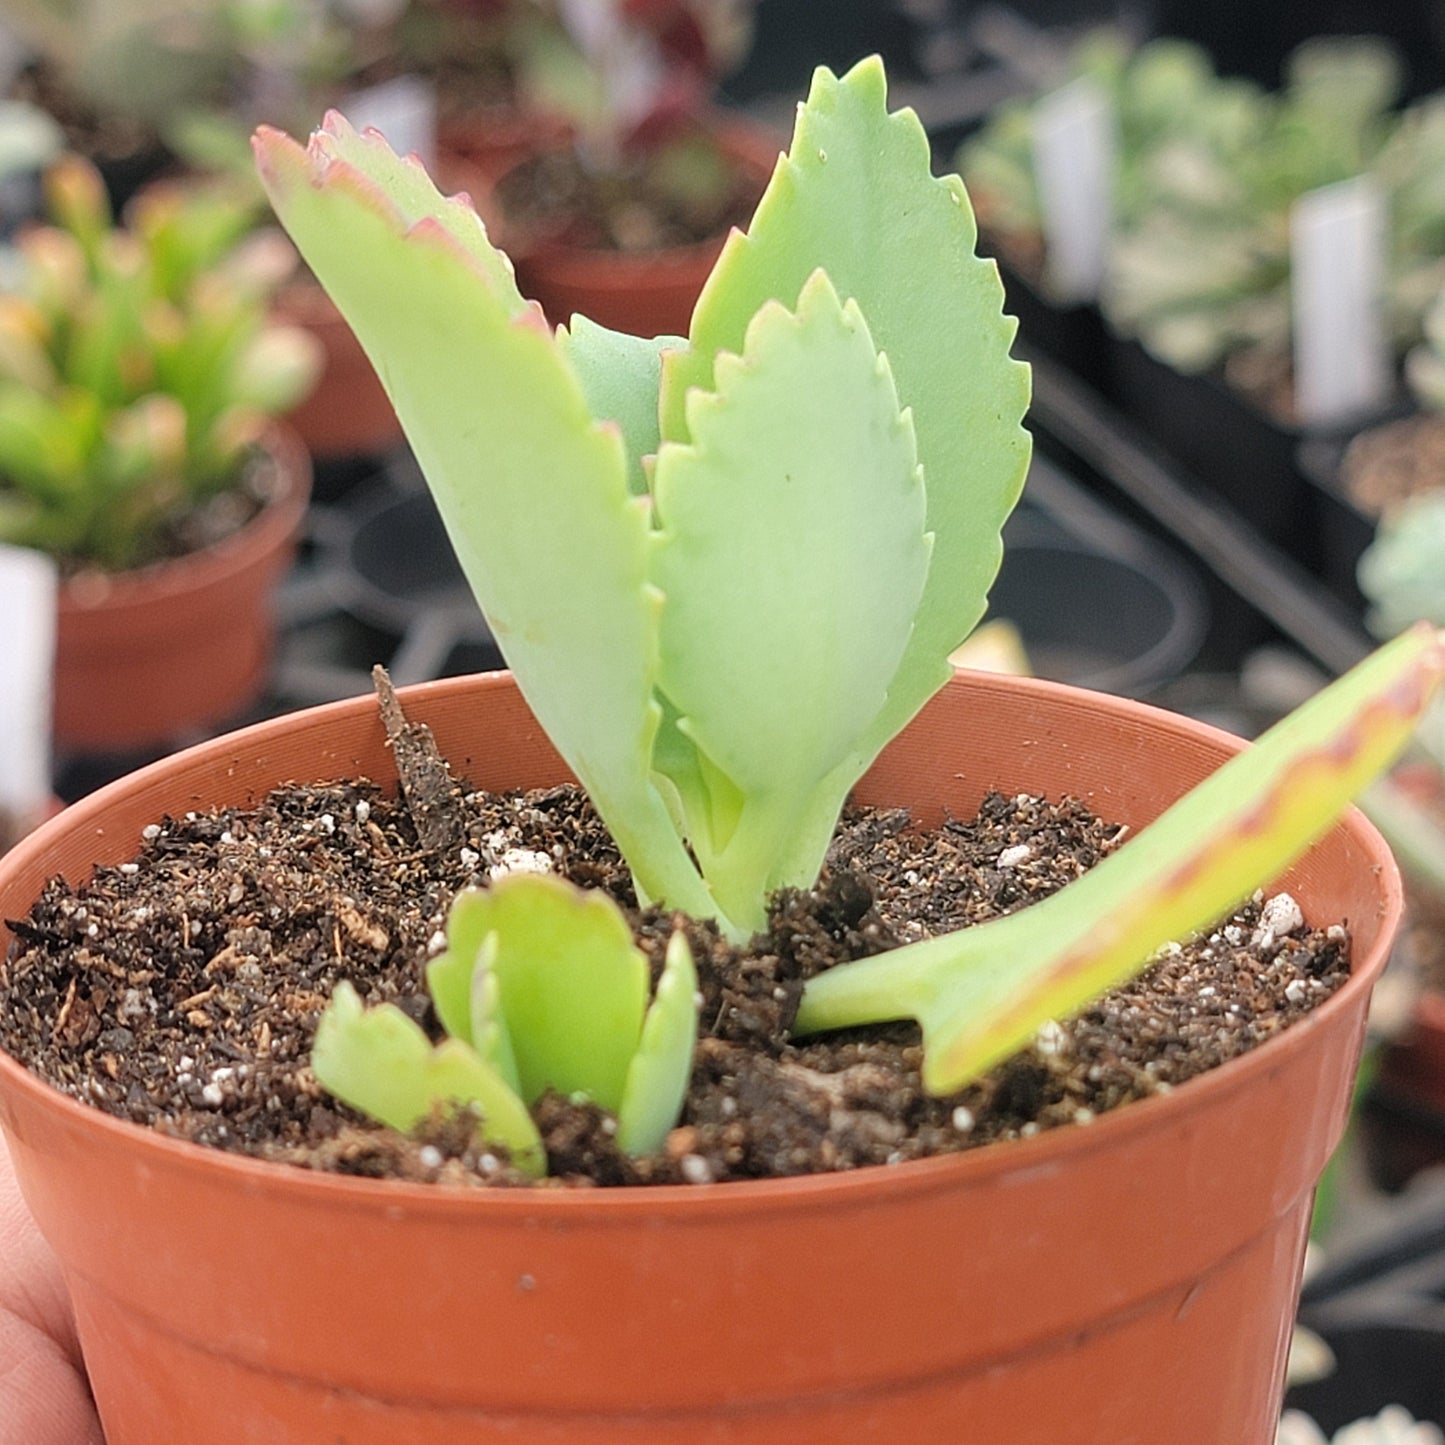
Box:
[959,28,1445,418]
[0,0,405,179]
[0,151,319,571]
[481,0,764,256]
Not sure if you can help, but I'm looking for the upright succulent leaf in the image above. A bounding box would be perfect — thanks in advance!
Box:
[649,269,929,925]
[312,983,546,1177]
[616,930,700,1156]
[557,318,683,498]
[661,56,1030,749]
[795,624,1445,1093]
[254,116,717,924]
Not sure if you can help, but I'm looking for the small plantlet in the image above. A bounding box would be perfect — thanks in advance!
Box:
[0,155,319,570]
[260,60,1445,1166]
[314,872,697,1176]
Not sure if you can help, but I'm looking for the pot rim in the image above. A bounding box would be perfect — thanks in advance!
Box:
[0,667,1402,1218]
[55,422,311,616]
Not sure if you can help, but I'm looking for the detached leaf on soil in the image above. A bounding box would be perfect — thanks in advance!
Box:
[796,624,1445,1094]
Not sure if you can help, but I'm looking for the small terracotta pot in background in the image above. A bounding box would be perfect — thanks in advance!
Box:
[0,669,1401,1443]
[499,118,782,337]
[53,425,310,754]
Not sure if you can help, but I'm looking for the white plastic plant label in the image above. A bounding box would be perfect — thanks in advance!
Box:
[1031,76,1116,304]
[1291,176,1391,427]
[0,543,56,824]
[341,76,438,172]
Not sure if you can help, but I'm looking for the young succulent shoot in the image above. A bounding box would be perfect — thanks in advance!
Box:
[0,154,321,570]
[255,57,1030,940]
[312,873,698,1175]
[256,59,1445,1156]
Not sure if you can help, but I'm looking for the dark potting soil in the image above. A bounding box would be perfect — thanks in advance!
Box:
[0,740,1352,1189]
[1343,414,1445,517]
[495,132,763,255]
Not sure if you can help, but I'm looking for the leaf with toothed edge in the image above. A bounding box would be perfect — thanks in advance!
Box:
[253,116,717,925]
[648,268,930,930]
[311,982,546,1177]
[794,624,1445,1095]
[658,58,1032,892]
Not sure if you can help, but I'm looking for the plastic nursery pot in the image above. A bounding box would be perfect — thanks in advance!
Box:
[0,669,1402,1444]
[498,118,783,337]
[1107,335,1394,559]
[1286,1322,1445,1432]
[52,425,311,755]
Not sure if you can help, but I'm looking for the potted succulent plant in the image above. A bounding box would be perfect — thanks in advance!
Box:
[964,31,1445,552]
[0,57,1440,1443]
[0,153,320,752]
[479,0,779,336]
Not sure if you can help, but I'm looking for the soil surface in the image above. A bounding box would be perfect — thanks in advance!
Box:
[0,731,1354,1188]
[495,131,763,255]
[1343,414,1445,517]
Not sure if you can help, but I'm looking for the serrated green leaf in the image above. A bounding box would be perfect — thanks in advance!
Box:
[661,57,1030,744]
[795,624,1445,1094]
[557,317,684,497]
[617,930,699,1156]
[255,115,718,925]
[657,57,1030,890]
[312,981,545,1176]
[649,268,928,926]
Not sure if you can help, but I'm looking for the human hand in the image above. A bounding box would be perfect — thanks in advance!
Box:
[0,1132,104,1444]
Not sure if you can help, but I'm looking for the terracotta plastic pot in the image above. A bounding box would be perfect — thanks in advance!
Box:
[53,425,310,754]
[0,670,1401,1443]
[500,119,783,336]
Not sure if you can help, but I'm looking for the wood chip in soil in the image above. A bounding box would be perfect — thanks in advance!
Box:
[0,782,1351,1189]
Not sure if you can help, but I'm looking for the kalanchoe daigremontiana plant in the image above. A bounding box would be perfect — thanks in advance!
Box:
[257,60,1445,1159]
[257,59,1030,939]
[0,155,320,569]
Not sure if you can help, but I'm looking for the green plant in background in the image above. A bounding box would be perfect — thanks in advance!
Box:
[0,152,319,569]
[0,0,400,167]
[1346,497,1445,909]
[957,30,1268,284]
[962,27,1445,395]
[257,59,1443,1164]
[1103,35,1405,381]
[1406,288,1445,413]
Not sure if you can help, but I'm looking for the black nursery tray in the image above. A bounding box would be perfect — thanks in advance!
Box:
[1290,1175,1445,1430]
